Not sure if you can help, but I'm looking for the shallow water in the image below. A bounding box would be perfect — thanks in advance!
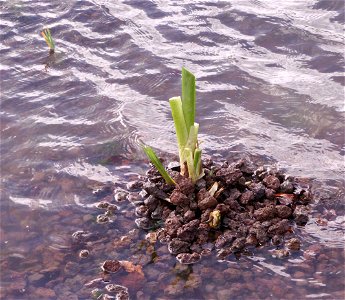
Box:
[0,0,344,299]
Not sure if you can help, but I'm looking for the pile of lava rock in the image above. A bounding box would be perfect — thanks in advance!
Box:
[122,158,311,264]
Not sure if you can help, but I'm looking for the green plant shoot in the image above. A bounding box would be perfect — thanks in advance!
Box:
[41,28,55,53]
[143,67,203,184]
[143,145,175,185]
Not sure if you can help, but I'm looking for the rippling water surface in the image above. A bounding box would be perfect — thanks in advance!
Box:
[1,0,344,299]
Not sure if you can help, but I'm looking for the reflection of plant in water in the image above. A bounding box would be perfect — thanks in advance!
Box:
[41,28,55,54]
[144,68,204,184]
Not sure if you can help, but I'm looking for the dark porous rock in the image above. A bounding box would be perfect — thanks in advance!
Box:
[126,180,143,191]
[249,182,266,200]
[135,205,150,217]
[267,219,290,236]
[168,239,191,255]
[215,230,235,248]
[254,205,277,221]
[170,190,189,206]
[286,238,301,251]
[238,158,256,174]
[280,180,294,193]
[230,237,246,252]
[176,252,201,264]
[263,175,281,190]
[200,208,212,223]
[252,226,269,244]
[175,176,194,195]
[293,205,309,225]
[177,219,200,242]
[224,188,241,202]
[165,212,183,237]
[143,182,168,200]
[114,189,129,201]
[215,203,229,215]
[276,205,292,219]
[135,217,155,230]
[101,260,122,273]
[224,199,242,212]
[183,210,196,223]
[216,166,243,185]
[265,188,276,199]
[239,190,254,205]
[144,195,159,211]
[196,223,210,244]
[197,188,218,210]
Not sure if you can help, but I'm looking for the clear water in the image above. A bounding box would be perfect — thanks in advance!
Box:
[0,0,344,299]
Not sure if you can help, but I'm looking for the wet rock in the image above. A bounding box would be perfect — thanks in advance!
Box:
[276,205,292,219]
[231,237,246,252]
[263,175,280,190]
[177,219,200,242]
[267,219,290,236]
[254,206,277,221]
[272,249,290,258]
[144,195,159,211]
[114,189,128,201]
[79,249,89,258]
[176,252,201,264]
[116,290,130,300]
[168,239,191,255]
[96,214,110,224]
[216,166,243,185]
[239,190,254,205]
[197,188,218,210]
[143,182,168,200]
[170,190,189,206]
[105,284,128,294]
[126,180,143,191]
[280,180,294,193]
[271,235,284,246]
[135,217,155,230]
[165,213,183,237]
[293,205,309,225]
[151,204,163,220]
[286,238,301,251]
[101,260,122,273]
[245,233,258,246]
[215,230,235,248]
[249,182,266,200]
[135,205,150,217]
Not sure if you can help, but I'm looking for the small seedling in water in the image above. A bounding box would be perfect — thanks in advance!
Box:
[143,67,204,184]
[41,28,55,54]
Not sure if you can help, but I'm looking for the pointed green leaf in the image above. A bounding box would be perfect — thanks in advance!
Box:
[181,67,196,132]
[143,145,175,185]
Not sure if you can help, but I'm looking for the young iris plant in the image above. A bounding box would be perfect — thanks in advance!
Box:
[41,28,55,53]
[143,67,204,184]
